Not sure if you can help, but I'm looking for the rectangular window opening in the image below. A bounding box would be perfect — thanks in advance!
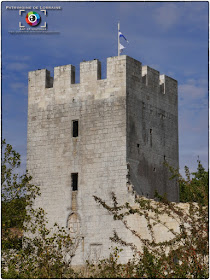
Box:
[72,120,79,137]
[71,173,78,191]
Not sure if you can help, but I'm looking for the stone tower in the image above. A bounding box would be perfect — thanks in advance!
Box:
[27,55,179,265]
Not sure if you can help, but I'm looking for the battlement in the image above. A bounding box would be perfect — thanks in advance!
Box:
[28,56,177,91]
[142,66,160,89]
[28,56,177,111]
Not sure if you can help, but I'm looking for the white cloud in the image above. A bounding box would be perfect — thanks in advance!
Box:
[178,77,208,175]
[154,3,180,30]
[154,2,208,31]
[179,84,206,100]
[179,80,207,108]
[6,62,29,71]
[4,55,31,62]
[10,82,27,90]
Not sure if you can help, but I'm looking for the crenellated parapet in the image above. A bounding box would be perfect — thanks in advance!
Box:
[142,66,160,89]
[54,64,75,89]
[80,59,101,83]
[28,56,177,109]
[28,69,53,88]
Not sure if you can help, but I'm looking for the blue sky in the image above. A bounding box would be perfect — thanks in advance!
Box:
[2,1,208,176]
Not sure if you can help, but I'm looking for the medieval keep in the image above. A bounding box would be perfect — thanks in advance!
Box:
[27,55,179,265]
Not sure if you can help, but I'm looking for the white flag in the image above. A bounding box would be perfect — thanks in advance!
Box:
[120,43,125,53]
[119,31,129,43]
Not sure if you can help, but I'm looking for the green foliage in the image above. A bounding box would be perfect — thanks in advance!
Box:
[93,163,209,278]
[179,159,208,205]
[1,140,80,278]
[1,140,208,278]
[2,207,79,278]
[85,247,127,278]
[1,139,40,250]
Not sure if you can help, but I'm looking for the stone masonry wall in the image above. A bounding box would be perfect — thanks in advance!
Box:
[126,58,179,201]
[27,56,137,265]
[27,55,179,265]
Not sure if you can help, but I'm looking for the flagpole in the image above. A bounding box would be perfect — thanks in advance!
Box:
[118,22,120,56]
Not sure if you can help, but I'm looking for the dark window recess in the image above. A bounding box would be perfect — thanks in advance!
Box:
[71,173,78,191]
[150,129,153,147]
[137,144,140,148]
[72,120,78,137]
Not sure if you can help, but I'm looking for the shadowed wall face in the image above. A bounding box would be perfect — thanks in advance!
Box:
[126,59,179,202]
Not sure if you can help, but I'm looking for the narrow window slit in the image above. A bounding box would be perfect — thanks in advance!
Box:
[71,173,78,191]
[72,120,79,137]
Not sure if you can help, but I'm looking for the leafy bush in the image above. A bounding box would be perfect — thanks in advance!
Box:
[93,161,209,278]
[1,140,79,278]
[179,159,208,205]
[1,140,208,278]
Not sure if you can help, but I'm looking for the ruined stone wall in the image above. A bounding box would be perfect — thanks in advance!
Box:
[126,198,190,251]
[27,55,179,265]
